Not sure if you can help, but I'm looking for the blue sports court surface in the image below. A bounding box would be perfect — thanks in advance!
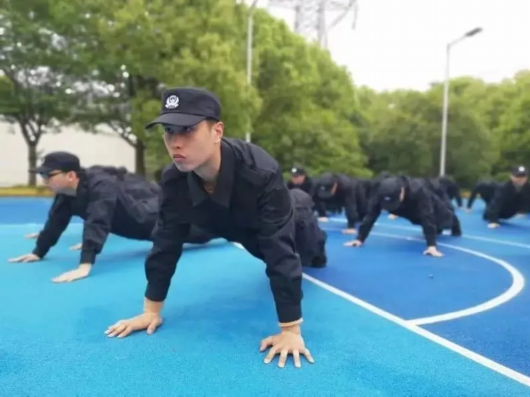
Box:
[1,197,529,396]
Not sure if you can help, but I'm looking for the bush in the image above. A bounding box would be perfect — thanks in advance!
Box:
[0,185,53,197]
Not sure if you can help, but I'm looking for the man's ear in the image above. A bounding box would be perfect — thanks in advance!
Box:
[213,121,224,143]
[66,171,77,181]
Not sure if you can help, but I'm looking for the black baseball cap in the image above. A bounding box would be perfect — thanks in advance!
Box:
[29,152,81,175]
[316,173,337,200]
[145,87,221,130]
[378,177,403,211]
[291,167,306,176]
[511,165,528,177]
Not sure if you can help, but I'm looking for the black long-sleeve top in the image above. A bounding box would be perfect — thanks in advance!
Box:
[144,138,303,324]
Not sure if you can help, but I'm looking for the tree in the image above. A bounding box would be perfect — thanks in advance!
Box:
[60,0,259,175]
[0,0,92,185]
[250,9,368,177]
[355,86,495,186]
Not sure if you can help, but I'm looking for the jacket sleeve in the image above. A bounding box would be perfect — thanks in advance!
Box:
[314,198,327,217]
[144,183,190,302]
[453,183,463,207]
[356,198,382,242]
[417,189,438,247]
[80,178,118,264]
[355,182,368,222]
[467,183,481,209]
[256,170,303,324]
[33,195,73,258]
[343,184,359,228]
[484,184,506,223]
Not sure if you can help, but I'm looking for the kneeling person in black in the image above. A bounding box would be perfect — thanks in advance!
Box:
[105,87,314,368]
[346,176,462,256]
[8,152,214,282]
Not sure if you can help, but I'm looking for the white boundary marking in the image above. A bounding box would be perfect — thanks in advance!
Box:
[328,217,530,249]
[232,240,530,387]
[363,231,525,326]
[320,228,525,325]
[303,271,530,387]
[378,222,530,249]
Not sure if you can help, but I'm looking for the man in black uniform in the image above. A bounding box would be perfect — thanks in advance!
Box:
[363,171,391,202]
[483,166,530,228]
[466,180,499,211]
[105,87,314,368]
[8,152,214,282]
[314,172,367,234]
[345,176,462,256]
[438,175,462,208]
[287,166,314,196]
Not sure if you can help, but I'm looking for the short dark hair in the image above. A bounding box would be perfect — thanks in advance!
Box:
[205,117,219,127]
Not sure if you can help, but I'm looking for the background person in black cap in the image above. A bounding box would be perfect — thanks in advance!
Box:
[8,151,214,282]
[313,172,367,234]
[483,165,530,228]
[287,166,315,196]
[105,87,314,369]
[345,176,462,257]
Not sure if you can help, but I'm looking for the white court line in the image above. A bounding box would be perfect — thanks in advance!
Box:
[232,241,530,387]
[0,223,82,228]
[364,231,525,326]
[379,223,530,249]
[303,272,530,387]
[328,217,530,249]
[321,228,525,325]
[0,223,46,228]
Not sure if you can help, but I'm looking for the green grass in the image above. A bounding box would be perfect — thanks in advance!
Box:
[0,186,53,197]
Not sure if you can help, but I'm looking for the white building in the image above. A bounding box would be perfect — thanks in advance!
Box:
[0,121,135,186]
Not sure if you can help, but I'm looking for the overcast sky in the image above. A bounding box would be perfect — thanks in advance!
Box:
[249,0,530,91]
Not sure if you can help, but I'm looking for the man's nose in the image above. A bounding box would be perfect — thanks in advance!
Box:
[166,133,184,148]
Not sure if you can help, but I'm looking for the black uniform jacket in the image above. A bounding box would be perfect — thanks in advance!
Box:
[33,168,159,264]
[144,138,303,324]
[484,181,530,222]
[357,177,439,247]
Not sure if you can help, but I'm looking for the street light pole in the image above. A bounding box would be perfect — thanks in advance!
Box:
[439,27,482,177]
[245,0,259,143]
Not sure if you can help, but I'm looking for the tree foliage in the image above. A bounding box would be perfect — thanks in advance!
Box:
[0,0,529,187]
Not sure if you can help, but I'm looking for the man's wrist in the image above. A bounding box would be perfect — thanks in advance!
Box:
[279,318,303,334]
[79,263,93,270]
[144,298,164,314]
[32,246,46,259]
[280,324,301,335]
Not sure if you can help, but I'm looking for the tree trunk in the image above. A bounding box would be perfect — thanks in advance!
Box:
[27,142,38,186]
[135,140,146,176]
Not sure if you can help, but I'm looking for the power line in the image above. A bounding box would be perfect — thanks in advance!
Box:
[267,0,359,48]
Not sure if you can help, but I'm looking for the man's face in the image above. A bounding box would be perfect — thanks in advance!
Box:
[291,174,306,185]
[511,175,528,187]
[40,170,76,194]
[163,120,223,172]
